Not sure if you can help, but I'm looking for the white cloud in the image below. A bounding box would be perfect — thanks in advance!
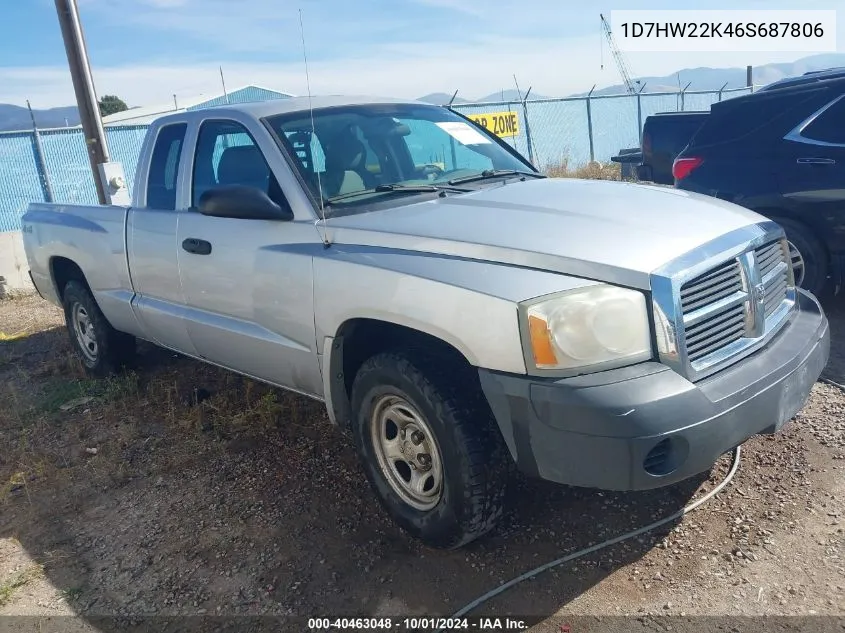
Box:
[141,0,190,6]
[0,33,617,108]
[411,0,487,17]
[5,39,841,110]
[8,0,845,108]
[81,0,418,56]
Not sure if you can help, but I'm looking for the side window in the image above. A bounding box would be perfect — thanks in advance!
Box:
[802,97,845,145]
[192,120,280,208]
[146,123,186,210]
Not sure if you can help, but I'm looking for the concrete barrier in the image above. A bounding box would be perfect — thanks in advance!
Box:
[0,231,35,297]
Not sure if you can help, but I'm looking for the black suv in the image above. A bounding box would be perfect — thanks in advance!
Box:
[673,75,845,296]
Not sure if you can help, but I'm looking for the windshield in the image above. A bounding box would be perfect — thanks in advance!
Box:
[265,103,536,213]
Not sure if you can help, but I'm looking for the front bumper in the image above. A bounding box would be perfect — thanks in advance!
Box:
[478,289,830,491]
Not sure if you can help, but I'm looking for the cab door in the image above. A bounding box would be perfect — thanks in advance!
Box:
[175,118,323,396]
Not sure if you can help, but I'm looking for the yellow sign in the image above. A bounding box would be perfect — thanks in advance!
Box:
[466,111,520,138]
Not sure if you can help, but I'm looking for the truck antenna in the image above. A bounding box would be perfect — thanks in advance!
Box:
[298,8,329,246]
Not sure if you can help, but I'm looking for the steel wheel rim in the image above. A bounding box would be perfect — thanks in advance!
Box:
[787,240,806,288]
[370,394,444,511]
[72,303,98,362]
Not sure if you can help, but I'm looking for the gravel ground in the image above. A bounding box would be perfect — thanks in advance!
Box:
[0,293,842,632]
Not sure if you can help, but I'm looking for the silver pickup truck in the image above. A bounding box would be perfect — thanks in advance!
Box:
[22,96,830,548]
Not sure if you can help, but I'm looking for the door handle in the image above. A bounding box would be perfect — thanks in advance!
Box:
[797,157,836,165]
[182,238,212,255]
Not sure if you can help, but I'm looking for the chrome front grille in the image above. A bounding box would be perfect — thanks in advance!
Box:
[684,303,746,362]
[755,240,790,319]
[651,222,797,382]
[680,259,746,363]
[680,259,743,313]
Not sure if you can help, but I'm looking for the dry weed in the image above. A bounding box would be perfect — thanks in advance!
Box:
[0,563,44,606]
[545,159,623,180]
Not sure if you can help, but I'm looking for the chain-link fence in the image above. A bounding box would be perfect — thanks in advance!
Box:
[449,86,753,170]
[0,86,754,232]
[0,125,150,231]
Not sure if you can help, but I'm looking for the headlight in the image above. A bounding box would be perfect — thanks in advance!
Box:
[522,284,653,373]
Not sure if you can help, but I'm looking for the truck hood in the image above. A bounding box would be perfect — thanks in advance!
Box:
[325,178,767,289]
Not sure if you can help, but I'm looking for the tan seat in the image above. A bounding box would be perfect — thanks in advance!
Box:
[323,129,373,197]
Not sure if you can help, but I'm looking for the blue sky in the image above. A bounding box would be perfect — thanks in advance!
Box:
[1,0,843,108]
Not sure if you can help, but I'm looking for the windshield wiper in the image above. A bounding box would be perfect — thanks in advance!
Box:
[326,182,471,204]
[447,169,547,186]
[375,183,473,193]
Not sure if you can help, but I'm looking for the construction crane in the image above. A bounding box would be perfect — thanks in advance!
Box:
[600,13,637,95]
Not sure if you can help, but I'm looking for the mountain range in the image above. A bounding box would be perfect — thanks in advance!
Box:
[2,54,844,131]
[0,104,81,132]
[416,90,552,105]
[417,53,845,103]
[570,52,845,97]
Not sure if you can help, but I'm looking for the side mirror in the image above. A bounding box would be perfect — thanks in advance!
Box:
[198,185,294,221]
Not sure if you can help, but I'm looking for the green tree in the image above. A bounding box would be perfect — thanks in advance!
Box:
[98,95,128,117]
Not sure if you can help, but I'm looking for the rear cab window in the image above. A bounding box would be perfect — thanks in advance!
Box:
[146,123,187,210]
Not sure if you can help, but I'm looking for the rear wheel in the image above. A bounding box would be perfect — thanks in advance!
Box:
[62,280,135,376]
[771,218,827,297]
[350,351,510,549]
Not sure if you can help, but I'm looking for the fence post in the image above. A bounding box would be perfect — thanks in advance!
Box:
[679,81,691,111]
[27,100,54,203]
[586,85,596,163]
[717,82,728,102]
[636,83,646,147]
[520,86,536,166]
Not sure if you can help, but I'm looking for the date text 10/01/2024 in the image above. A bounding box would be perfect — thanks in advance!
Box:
[307,617,539,630]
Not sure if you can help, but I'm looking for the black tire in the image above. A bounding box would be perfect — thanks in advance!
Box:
[62,280,135,376]
[772,217,828,297]
[350,351,510,549]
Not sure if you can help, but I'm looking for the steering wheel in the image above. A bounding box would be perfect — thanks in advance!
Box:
[421,163,445,178]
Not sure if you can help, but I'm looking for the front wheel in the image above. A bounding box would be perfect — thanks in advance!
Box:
[350,351,510,549]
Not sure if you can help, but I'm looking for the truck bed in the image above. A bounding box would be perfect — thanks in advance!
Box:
[22,202,140,336]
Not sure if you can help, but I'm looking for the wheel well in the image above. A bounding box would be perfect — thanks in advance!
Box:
[755,210,827,254]
[754,210,837,290]
[50,257,87,300]
[330,319,476,428]
[760,211,830,261]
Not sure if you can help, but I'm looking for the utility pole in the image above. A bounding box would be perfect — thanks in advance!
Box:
[54,0,109,204]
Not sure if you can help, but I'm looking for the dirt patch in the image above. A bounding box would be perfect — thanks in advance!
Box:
[0,295,843,630]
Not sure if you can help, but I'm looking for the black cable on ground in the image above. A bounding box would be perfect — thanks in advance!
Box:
[819,376,845,392]
[438,446,743,629]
